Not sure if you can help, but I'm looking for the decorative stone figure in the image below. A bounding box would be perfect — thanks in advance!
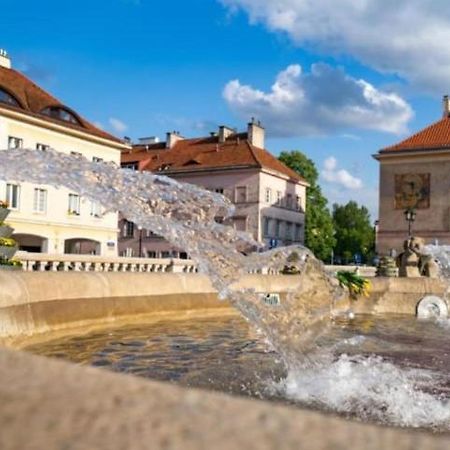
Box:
[397,237,421,277]
[397,236,440,278]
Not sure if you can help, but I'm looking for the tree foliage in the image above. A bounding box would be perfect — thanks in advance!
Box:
[278,150,336,261]
[332,201,375,264]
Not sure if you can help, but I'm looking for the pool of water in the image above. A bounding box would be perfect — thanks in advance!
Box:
[26,314,450,431]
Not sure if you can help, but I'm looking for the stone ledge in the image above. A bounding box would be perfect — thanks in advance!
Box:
[0,347,448,450]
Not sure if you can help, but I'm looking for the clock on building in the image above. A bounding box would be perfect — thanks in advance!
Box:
[394,173,430,209]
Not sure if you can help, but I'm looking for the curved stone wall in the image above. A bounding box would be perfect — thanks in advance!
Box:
[0,271,302,346]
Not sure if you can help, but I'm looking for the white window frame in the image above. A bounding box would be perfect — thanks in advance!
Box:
[92,156,103,163]
[33,188,47,213]
[276,191,282,206]
[36,143,50,151]
[68,193,81,216]
[90,201,103,218]
[265,188,272,204]
[8,136,23,149]
[5,184,20,209]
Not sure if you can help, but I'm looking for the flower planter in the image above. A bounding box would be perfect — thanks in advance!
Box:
[0,245,18,260]
[0,224,13,238]
[0,208,10,223]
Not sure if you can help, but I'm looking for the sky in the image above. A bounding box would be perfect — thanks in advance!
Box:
[1,0,448,220]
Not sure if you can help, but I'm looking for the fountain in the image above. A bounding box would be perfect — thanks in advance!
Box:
[0,148,449,431]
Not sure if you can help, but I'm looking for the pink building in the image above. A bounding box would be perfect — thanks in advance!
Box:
[119,121,308,258]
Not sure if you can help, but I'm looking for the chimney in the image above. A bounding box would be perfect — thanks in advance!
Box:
[138,136,160,145]
[247,118,265,148]
[218,125,234,143]
[166,131,184,149]
[0,49,11,69]
[443,95,450,118]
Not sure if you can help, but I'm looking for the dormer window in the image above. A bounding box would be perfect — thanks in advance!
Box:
[0,88,20,107]
[41,106,81,125]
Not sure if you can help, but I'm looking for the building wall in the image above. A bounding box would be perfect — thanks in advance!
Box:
[0,112,124,255]
[118,168,307,257]
[377,151,450,254]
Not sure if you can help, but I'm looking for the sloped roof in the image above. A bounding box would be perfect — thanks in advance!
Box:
[122,133,306,183]
[381,116,450,152]
[0,66,122,144]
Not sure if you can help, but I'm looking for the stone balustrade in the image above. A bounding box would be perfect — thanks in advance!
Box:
[16,252,198,274]
[15,252,376,277]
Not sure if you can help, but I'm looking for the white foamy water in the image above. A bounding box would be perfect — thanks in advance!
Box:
[274,355,450,429]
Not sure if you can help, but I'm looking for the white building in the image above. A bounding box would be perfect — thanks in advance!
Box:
[0,50,129,255]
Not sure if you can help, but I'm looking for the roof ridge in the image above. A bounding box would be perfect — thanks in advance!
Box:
[245,140,264,168]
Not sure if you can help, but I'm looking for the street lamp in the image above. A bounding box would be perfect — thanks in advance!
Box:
[138,226,143,258]
[404,208,416,237]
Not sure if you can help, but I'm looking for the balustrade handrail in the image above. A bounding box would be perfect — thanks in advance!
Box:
[13,252,376,277]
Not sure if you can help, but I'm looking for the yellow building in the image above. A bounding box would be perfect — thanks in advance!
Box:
[0,50,129,255]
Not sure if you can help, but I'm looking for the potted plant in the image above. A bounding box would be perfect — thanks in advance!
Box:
[0,257,22,271]
[0,237,18,260]
[0,200,10,223]
[0,222,14,238]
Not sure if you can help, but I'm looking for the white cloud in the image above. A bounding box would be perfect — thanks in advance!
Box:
[223,63,412,137]
[321,156,363,190]
[108,117,128,134]
[221,0,450,91]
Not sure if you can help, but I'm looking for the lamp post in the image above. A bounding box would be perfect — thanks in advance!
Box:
[404,208,416,238]
[138,226,143,258]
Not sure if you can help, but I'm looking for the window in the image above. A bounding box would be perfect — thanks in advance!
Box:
[68,194,80,215]
[234,217,247,232]
[92,157,103,163]
[214,216,224,224]
[8,136,22,149]
[70,151,82,158]
[147,251,157,258]
[286,222,293,241]
[286,194,293,209]
[263,217,271,237]
[296,195,302,211]
[0,88,20,107]
[123,220,135,238]
[41,106,81,125]
[295,224,303,242]
[275,220,281,238]
[6,184,20,209]
[214,188,224,194]
[36,143,49,151]
[235,186,247,203]
[265,188,272,204]
[33,188,47,213]
[121,162,138,170]
[90,201,102,218]
[161,251,171,258]
[276,191,282,206]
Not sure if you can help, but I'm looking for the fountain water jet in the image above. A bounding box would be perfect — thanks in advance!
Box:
[2,148,449,430]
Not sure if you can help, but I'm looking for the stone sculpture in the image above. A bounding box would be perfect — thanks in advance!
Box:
[397,237,439,278]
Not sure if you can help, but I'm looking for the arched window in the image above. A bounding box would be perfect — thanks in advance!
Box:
[0,88,20,107]
[41,106,81,125]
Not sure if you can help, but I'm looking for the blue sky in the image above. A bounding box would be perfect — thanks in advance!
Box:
[1,0,447,219]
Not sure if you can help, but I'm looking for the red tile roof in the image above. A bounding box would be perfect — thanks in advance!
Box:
[0,66,122,144]
[122,133,306,183]
[381,116,450,152]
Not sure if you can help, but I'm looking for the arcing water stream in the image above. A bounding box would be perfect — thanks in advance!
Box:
[1,148,449,430]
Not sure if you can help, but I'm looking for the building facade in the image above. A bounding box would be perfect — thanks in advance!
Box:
[374,96,450,254]
[119,122,308,258]
[0,50,129,255]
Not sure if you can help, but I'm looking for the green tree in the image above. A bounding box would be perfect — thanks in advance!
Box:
[332,201,375,264]
[278,150,336,261]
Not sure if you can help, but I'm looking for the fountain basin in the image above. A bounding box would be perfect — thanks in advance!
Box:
[0,272,448,347]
